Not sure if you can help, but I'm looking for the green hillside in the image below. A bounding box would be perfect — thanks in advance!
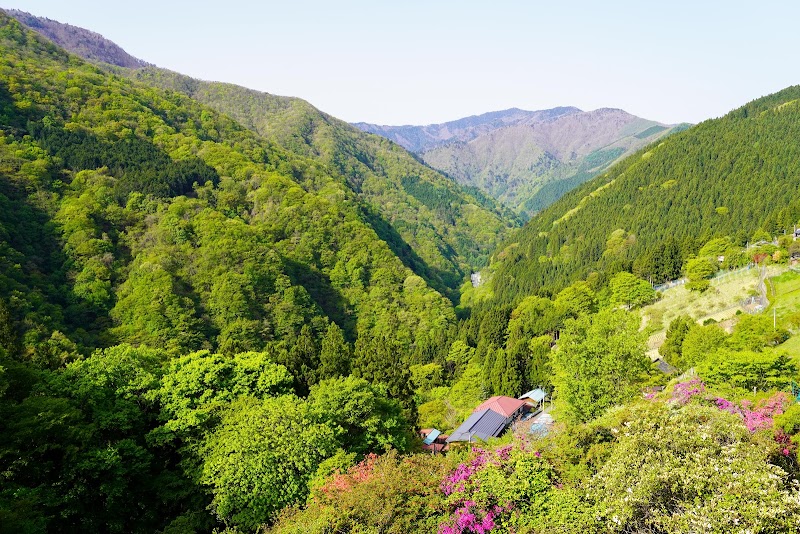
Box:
[5,9,800,534]
[0,14,469,530]
[487,86,800,302]
[113,68,518,298]
[9,8,518,301]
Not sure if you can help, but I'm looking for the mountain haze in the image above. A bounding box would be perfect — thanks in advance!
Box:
[358,107,688,217]
[6,8,149,68]
[354,106,581,153]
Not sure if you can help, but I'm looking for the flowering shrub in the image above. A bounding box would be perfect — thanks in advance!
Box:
[438,445,555,533]
[272,450,457,533]
[672,379,791,436]
[587,401,800,533]
[670,378,705,405]
[316,453,378,498]
[714,392,792,433]
[438,501,501,534]
[441,448,489,497]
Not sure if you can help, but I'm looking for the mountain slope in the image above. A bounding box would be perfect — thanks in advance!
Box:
[118,68,518,295]
[486,86,800,302]
[0,11,462,362]
[358,107,688,218]
[0,12,472,530]
[8,9,517,298]
[6,8,149,68]
[354,106,581,153]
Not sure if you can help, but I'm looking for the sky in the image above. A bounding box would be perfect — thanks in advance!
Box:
[10,1,800,126]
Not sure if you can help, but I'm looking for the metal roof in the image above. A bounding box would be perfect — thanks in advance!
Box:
[655,358,678,374]
[446,409,508,443]
[422,428,441,445]
[519,388,547,402]
[473,396,527,418]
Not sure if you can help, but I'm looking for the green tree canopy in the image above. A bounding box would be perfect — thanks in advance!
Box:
[608,272,656,309]
[551,309,649,423]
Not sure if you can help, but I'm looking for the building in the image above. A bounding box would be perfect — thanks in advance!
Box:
[446,396,528,443]
[446,409,508,443]
[473,396,527,422]
[420,428,449,454]
[519,388,547,409]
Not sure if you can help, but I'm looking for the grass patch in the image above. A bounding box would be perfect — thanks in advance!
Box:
[641,268,760,333]
[767,270,800,325]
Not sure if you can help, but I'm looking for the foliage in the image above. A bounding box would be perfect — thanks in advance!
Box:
[659,315,693,367]
[586,401,800,533]
[270,451,458,534]
[153,350,294,443]
[307,376,413,455]
[199,395,339,530]
[696,349,797,394]
[551,309,649,423]
[680,323,728,368]
[729,313,790,351]
[608,271,656,309]
[438,445,594,533]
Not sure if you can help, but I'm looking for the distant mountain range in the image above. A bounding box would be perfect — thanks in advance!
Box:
[485,85,800,302]
[357,108,690,218]
[353,107,580,153]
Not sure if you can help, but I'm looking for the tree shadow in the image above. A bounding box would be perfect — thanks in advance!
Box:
[0,172,107,352]
[283,258,357,341]
[358,203,461,303]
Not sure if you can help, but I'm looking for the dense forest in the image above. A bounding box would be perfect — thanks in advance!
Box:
[483,86,800,302]
[110,66,518,300]
[5,9,800,534]
[0,13,464,531]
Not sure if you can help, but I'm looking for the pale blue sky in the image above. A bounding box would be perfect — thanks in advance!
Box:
[10,1,800,125]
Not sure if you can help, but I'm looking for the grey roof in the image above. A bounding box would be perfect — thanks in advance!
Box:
[422,429,441,445]
[446,409,508,443]
[655,358,678,374]
[520,388,547,402]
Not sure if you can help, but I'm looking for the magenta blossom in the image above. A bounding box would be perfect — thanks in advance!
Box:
[671,378,706,405]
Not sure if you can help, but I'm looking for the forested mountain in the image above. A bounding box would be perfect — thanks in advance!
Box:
[117,68,518,295]
[357,107,688,217]
[6,9,149,68]
[486,85,800,302]
[0,12,472,530]
[421,109,689,217]
[9,9,517,300]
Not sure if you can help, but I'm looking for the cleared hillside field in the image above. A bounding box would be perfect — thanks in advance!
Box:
[642,267,763,334]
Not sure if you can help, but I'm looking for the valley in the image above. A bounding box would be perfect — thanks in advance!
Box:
[2,6,800,534]
[358,107,689,218]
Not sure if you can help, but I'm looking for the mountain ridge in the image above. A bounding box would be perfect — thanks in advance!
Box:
[484,84,800,302]
[6,7,517,299]
[356,105,688,217]
[5,8,150,68]
[354,106,582,153]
